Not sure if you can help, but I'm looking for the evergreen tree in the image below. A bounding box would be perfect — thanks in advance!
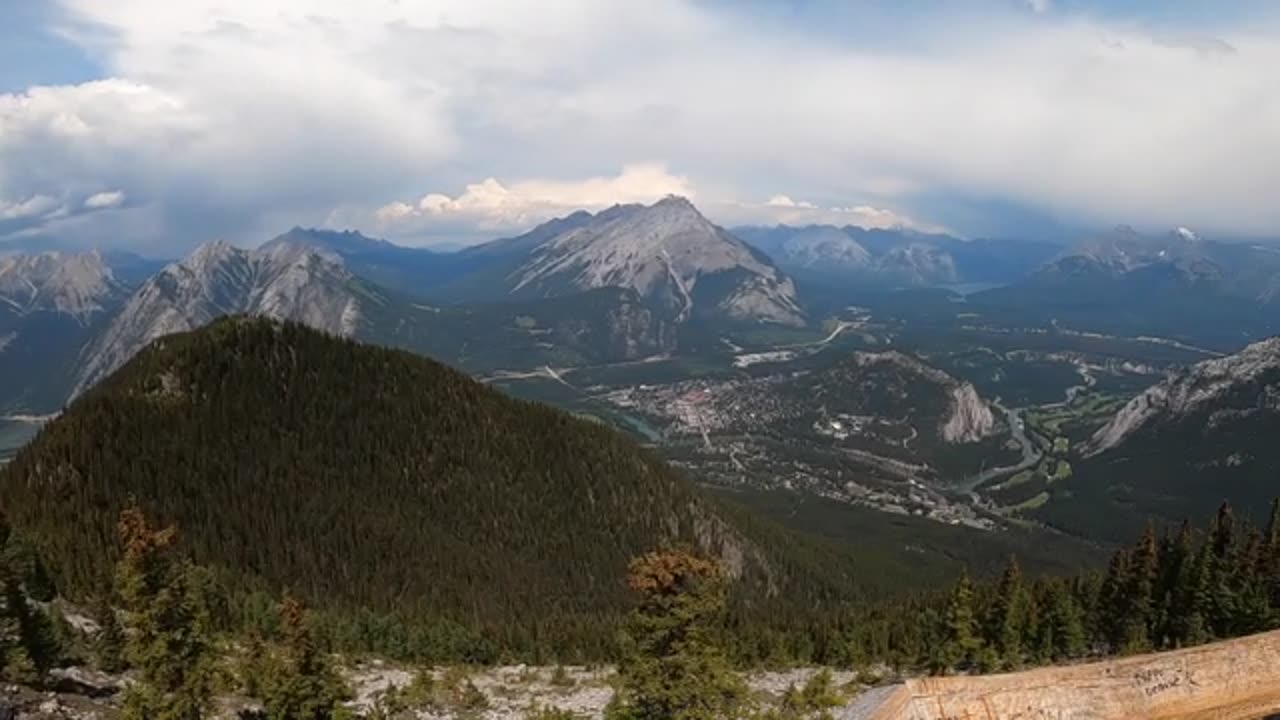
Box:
[264,596,349,720]
[1043,582,1086,660]
[609,550,745,720]
[1097,548,1131,651]
[0,552,60,683]
[986,557,1028,667]
[1207,502,1239,637]
[1121,524,1158,653]
[240,631,269,699]
[116,505,214,720]
[934,569,982,674]
[1233,529,1271,634]
[1266,499,1280,621]
[92,595,126,674]
[1166,523,1207,648]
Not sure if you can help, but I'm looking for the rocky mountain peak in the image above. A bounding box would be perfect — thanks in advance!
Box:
[265,227,392,255]
[507,197,805,326]
[72,241,365,398]
[0,250,123,320]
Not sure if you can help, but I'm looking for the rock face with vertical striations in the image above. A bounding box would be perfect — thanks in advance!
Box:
[490,196,806,326]
[0,251,125,321]
[0,251,131,412]
[72,239,370,397]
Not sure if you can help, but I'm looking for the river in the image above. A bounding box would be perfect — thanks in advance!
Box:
[957,404,1043,491]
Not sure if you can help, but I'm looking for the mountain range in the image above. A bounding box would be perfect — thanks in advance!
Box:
[3,198,801,413]
[734,224,1061,292]
[975,226,1280,347]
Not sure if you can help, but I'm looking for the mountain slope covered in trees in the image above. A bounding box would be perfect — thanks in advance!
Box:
[1035,336,1280,541]
[0,317,863,660]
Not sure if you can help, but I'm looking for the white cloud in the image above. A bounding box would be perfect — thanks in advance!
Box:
[0,195,60,222]
[1025,0,1053,14]
[374,164,692,233]
[2,0,1278,250]
[715,198,948,234]
[765,195,816,209]
[368,169,942,243]
[84,190,126,209]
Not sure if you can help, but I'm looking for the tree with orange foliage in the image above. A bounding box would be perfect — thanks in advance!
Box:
[264,595,350,720]
[115,503,214,720]
[607,549,745,720]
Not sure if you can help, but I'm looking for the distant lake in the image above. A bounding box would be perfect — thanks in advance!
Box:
[0,418,45,465]
[937,282,1005,296]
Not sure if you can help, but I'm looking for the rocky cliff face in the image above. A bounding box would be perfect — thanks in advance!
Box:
[941,383,996,443]
[845,351,996,443]
[72,240,368,396]
[1088,337,1280,454]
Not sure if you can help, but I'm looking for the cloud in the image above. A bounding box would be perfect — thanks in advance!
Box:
[715,197,948,234]
[765,195,816,210]
[2,0,1279,251]
[372,164,693,236]
[84,190,125,209]
[1,195,60,222]
[1024,0,1053,14]
[366,168,942,243]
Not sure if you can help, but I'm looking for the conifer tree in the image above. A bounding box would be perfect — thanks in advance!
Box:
[1163,523,1204,647]
[116,505,214,720]
[1233,529,1271,634]
[986,557,1028,667]
[264,595,349,720]
[1262,498,1280,626]
[92,595,126,674]
[1043,582,1086,660]
[0,556,38,684]
[934,569,982,674]
[1121,524,1159,653]
[0,554,60,683]
[609,550,745,720]
[1207,502,1240,636]
[1098,548,1131,651]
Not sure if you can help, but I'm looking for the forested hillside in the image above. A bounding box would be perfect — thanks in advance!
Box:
[0,317,862,661]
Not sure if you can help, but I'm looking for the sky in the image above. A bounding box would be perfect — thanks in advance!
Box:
[1,0,1279,255]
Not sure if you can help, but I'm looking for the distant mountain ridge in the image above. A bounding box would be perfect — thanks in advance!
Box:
[0,251,135,413]
[977,227,1280,347]
[735,224,1060,291]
